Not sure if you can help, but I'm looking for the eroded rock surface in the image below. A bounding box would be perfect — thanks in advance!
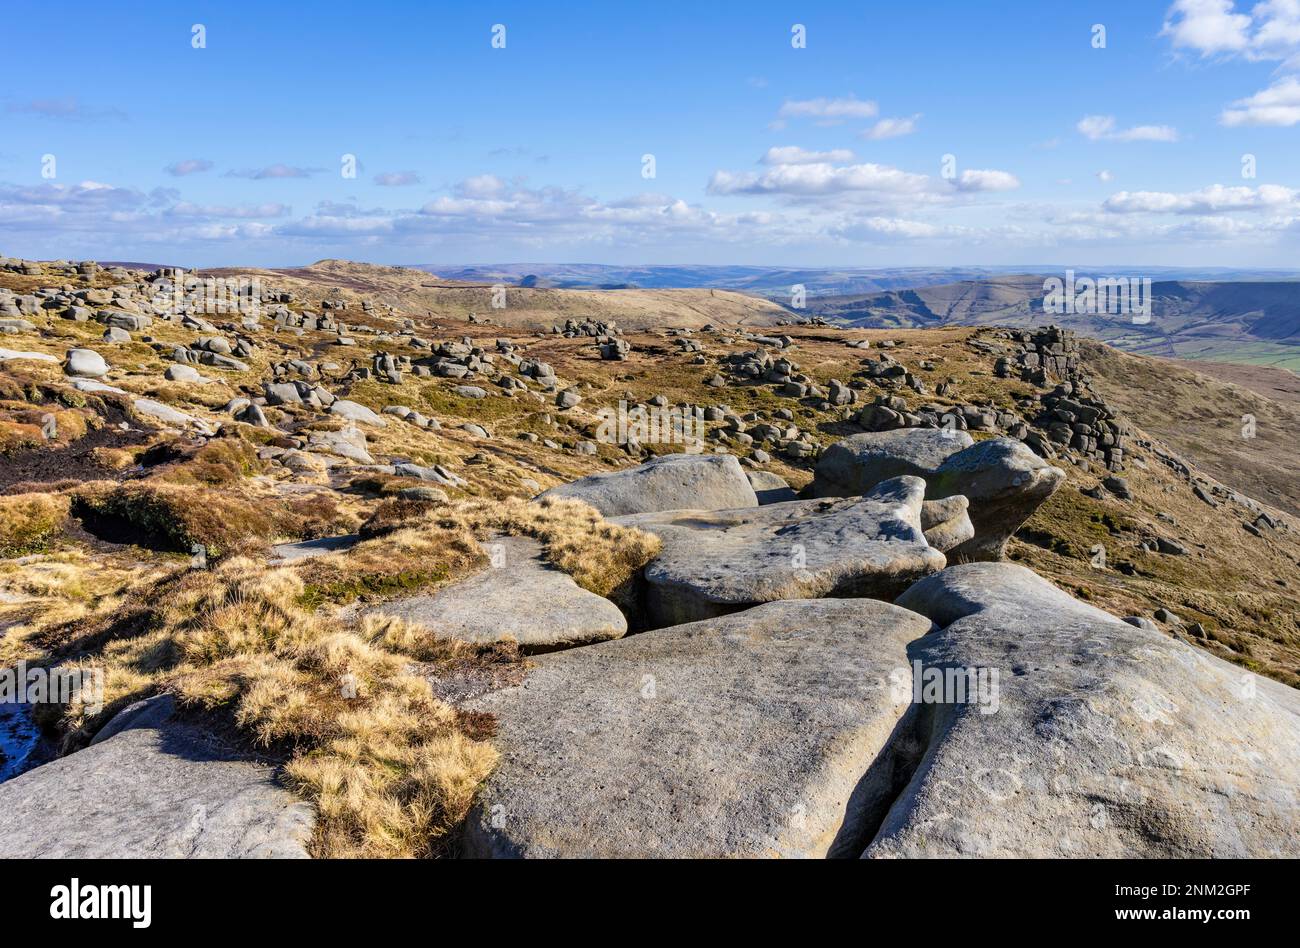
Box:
[0,696,312,858]
[537,452,758,517]
[460,598,933,858]
[617,476,945,626]
[366,535,626,652]
[864,563,1300,858]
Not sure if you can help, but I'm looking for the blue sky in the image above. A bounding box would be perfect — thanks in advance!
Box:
[3,0,1300,268]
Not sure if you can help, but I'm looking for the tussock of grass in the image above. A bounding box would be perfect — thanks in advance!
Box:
[0,492,71,557]
[0,419,44,455]
[68,479,357,557]
[70,481,281,556]
[297,513,483,607]
[37,494,656,855]
[151,434,264,486]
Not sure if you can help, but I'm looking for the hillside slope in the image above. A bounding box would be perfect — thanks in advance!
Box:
[808,276,1300,369]
[0,255,1296,689]
[207,259,791,331]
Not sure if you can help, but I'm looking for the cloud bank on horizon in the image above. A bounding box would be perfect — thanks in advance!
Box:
[3,0,1300,268]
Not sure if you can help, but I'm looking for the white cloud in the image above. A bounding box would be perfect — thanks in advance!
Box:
[167,202,290,219]
[374,171,422,186]
[760,146,856,165]
[1097,170,1114,182]
[953,169,1021,192]
[708,161,930,197]
[1221,74,1300,124]
[165,159,213,177]
[1161,0,1253,54]
[840,216,945,238]
[1162,0,1300,63]
[225,164,325,180]
[5,97,126,121]
[1077,115,1180,142]
[1103,183,1300,213]
[861,114,921,140]
[776,96,878,124]
[457,174,508,198]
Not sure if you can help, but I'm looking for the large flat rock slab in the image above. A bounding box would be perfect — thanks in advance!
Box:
[366,535,626,652]
[865,563,1300,858]
[537,452,758,517]
[616,476,945,626]
[460,598,934,858]
[0,696,312,858]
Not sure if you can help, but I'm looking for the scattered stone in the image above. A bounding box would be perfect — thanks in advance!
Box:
[746,470,796,505]
[0,348,59,364]
[308,426,373,464]
[63,348,108,378]
[1155,537,1188,556]
[1102,475,1132,500]
[329,400,387,427]
[165,364,203,383]
[1123,616,1160,632]
[132,398,212,433]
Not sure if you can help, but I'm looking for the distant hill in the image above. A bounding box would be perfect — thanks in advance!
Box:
[198,259,792,331]
[804,276,1300,371]
[411,263,1300,301]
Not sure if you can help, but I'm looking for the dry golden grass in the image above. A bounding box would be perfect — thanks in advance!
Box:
[0,492,71,557]
[32,555,510,858]
[354,493,661,599]
[70,480,281,556]
[10,490,654,858]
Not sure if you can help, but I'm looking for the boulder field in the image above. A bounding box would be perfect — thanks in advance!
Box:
[1,435,1295,858]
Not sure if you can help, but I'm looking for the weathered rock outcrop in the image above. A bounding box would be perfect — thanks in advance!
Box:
[811,429,973,498]
[537,452,758,517]
[0,696,312,858]
[920,496,975,553]
[865,563,1300,858]
[811,433,1064,561]
[616,476,945,626]
[925,438,1065,560]
[460,598,933,858]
